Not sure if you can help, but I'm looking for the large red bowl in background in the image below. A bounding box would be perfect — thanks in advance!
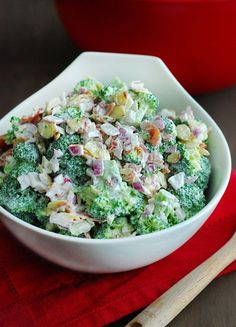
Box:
[55,0,236,94]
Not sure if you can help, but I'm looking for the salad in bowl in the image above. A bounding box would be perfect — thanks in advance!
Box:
[0,77,211,240]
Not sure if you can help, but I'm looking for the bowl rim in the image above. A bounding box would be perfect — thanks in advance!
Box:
[0,51,232,244]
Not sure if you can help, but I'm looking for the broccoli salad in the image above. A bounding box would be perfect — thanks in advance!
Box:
[0,77,211,239]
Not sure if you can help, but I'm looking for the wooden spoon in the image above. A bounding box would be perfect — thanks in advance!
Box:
[126,231,236,327]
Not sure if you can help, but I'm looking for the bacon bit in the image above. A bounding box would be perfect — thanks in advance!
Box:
[142,122,161,146]
[20,109,43,124]
[0,135,7,150]
[0,149,12,166]
[96,125,107,139]
[135,146,143,155]
[105,103,115,116]
[161,164,170,174]
[12,137,27,147]
[199,143,207,149]
[108,138,118,152]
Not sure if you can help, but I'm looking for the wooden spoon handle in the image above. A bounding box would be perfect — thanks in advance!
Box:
[126,232,236,327]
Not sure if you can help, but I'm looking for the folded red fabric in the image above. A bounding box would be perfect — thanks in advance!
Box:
[0,172,236,327]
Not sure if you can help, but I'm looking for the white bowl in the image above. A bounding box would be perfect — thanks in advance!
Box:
[0,52,231,273]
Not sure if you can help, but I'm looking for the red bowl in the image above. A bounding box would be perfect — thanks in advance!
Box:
[55,0,236,94]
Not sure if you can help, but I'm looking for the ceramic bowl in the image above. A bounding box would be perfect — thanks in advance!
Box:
[0,52,231,273]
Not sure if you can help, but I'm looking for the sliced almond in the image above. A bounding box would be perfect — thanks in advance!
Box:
[110,105,126,119]
[176,124,191,141]
[167,151,181,164]
[199,147,210,156]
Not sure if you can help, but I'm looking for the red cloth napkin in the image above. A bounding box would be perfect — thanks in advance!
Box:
[1,172,236,327]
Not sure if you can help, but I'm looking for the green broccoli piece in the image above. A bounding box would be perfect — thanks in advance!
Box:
[154,189,181,220]
[74,77,102,96]
[46,134,88,184]
[4,116,21,145]
[0,176,49,222]
[55,106,81,120]
[100,78,127,102]
[130,90,159,121]
[162,116,177,136]
[170,142,201,176]
[0,173,4,187]
[136,215,168,235]
[78,160,143,220]
[13,142,41,164]
[46,134,81,159]
[195,156,211,190]
[59,152,88,184]
[144,142,158,153]
[15,212,36,224]
[134,189,181,235]
[122,148,142,165]
[94,217,134,239]
[8,161,38,178]
[79,182,143,220]
[170,183,206,219]
[57,229,85,238]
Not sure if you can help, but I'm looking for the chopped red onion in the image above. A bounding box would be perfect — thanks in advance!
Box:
[165,145,177,153]
[133,181,145,193]
[92,159,104,176]
[192,128,202,138]
[153,116,166,130]
[64,177,72,183]
[68,144,83,156]
[143,200,155,216]
[146,163,156,173]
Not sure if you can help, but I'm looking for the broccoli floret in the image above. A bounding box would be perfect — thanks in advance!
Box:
[78,160,143,220]
[13,142,41,164]
[0,173,4,187]
[9,161,38,178]
[170,183,206,219]
[15,212,35,224]
[46,134,81,159]
[195,156,211,190]
[143,93,159,119]
[136,215,168,235]
[100,78,127,102]
[59,152,88,185]
[94,217,134,239]
[74,77,102,96]
[130,90,159,121]
[170,142,201,176]
[162,117,177,135]
[58,229,73,236]
[46,134,87,184]
[55,106,81,120]
[4,117,21,145]
[144,142,158,153]
[158,140,177,155]
[122,148,142,165]
[79,183,143,220]
[0,176,49,221]
[153,189,182,225]
[134,189,181,235]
